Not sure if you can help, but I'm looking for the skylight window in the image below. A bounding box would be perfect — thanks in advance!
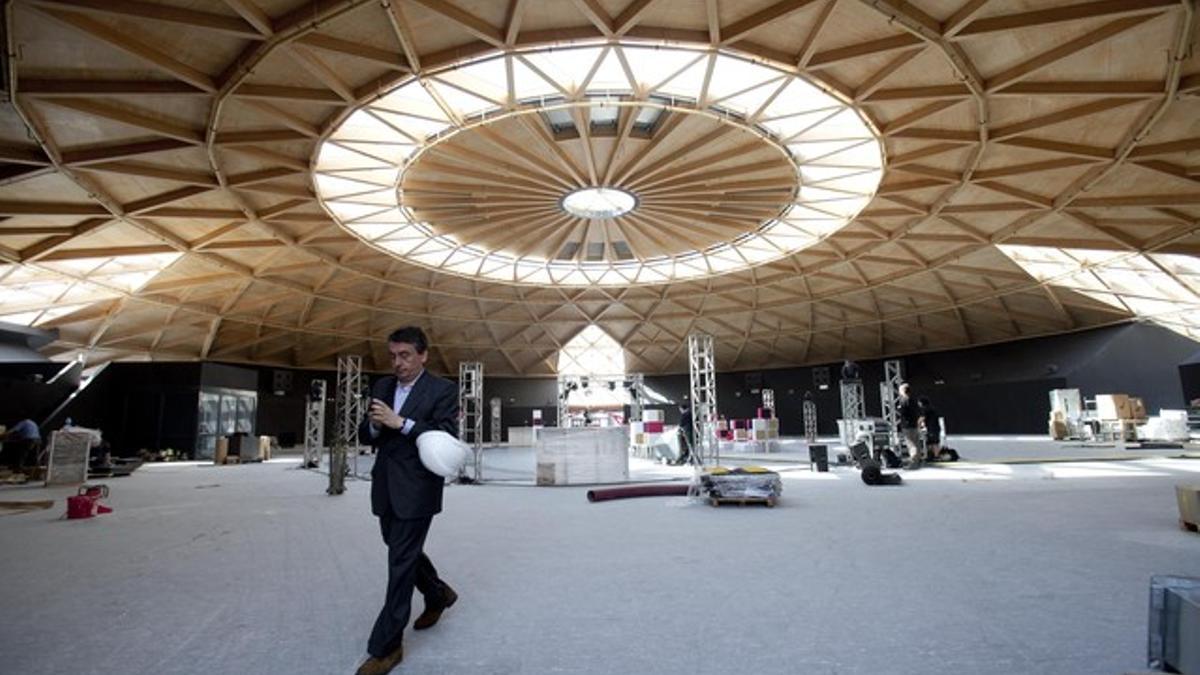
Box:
[316,42,883,287]
[999,245,1200,341]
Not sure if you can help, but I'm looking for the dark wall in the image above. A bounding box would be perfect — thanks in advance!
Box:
[255,367,337,447]
[1180,362,1200,407]
[1064,323,1197,414]
[12,321,1196,447]
[0,362,80,426]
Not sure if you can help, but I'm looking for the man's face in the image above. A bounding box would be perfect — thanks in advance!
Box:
[389,340,427,383]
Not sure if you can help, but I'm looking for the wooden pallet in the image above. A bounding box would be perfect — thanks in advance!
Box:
[710,496,776,508]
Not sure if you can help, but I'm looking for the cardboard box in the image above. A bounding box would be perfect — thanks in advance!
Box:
[1129,397,1146,419]
[1177,484,1200,528]
[733,429,748,441]
[1095,394,1132,420]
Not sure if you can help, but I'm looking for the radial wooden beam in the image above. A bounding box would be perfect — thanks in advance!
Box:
[808,34,924,68]
[296,33,410,71]
[36,7,217,92]
[32,0,263,38]
[222,0,273,36]
[409,0,505,47]
[941,0,991,38]
[40,98,205,144]
[721,0,820,45]
[984,14,1161,92]
[955,0,1177,37]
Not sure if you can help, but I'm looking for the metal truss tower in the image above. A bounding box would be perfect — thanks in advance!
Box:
[335,355,365,476]
[688,331,719,467]
[458,361,484,480]
[489,397,502,445]
[880,359,905,446]
[803,398,818,443]
[303,379,326,468]
[839,379,866,421]
[761,388,775,416]
[627,373,645,424]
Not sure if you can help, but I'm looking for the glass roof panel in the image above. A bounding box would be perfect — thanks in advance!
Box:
[348,222,403,240]
[0,310,45,326]
[512,55,564,101]
[370,109,453,142]
[316,143,379,171]
[586,47,632,91]
[656,53,710,100]
[998,244,1200,339]
[760,78,833,118]
[522,47,604,94]
[435,56,508,105]
[716,77,786,118]
[426,79,499,120]
[332,109,402,142]
[373,82,451,121]
[706,56,778,102]
[794,108,874,141]
[622,46,706,92]
[335,141,415,168]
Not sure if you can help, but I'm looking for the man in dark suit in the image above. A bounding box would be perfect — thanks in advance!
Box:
[355,326,459,675]
[674,403,694,465]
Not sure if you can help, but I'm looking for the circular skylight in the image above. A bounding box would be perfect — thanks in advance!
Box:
[561,188,637,219]
[315,42,884,287]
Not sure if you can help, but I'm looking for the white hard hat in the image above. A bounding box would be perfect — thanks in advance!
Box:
[416,430,470,478]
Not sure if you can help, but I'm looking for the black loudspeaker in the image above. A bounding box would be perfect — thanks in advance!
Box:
[809,444,828,472]
[812,367,830,388]
[272,370,292,394]
[745,372,763,392]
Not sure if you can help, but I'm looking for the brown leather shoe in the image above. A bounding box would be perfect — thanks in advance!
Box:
[356,644,403,675]
[413,585,458,630]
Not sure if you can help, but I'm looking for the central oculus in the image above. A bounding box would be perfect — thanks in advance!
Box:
[315,42,885,286]
[561,187,637,220]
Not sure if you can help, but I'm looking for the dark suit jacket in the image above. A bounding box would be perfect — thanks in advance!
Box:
[358,371,459,520]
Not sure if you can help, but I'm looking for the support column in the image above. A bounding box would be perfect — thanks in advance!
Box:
[880,359,904,447]
[489,397,502,445]
[303,379,326,468]
[803,398,818,443]
[688,331,719,467]
[335,355,365,479]
[458,361,484,480]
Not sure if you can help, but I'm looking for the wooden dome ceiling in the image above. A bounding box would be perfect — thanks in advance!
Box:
[0,0,1198,376]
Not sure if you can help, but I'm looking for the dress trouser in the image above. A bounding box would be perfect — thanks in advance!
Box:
[900,427,922,461]
[368,515,444,657]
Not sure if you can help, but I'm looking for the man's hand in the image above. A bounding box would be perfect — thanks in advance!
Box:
[368,399,405,430]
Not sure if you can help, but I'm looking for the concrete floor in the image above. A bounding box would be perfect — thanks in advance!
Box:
[1,441,1198,674]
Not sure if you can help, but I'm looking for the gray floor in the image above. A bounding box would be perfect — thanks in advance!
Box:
[2,442,1199,675]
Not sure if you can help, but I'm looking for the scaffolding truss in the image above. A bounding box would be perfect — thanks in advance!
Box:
[839,379,866,421]
[489,397,502,445]
[458,362,484,480]
[688,331,718,467]
[555,372,642,430]
[303,379,326,468]
[627,373,645,424]
[880,359,904,447]
[335,355,365,477]
[803,399,818,443]
[761,388,775,416]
